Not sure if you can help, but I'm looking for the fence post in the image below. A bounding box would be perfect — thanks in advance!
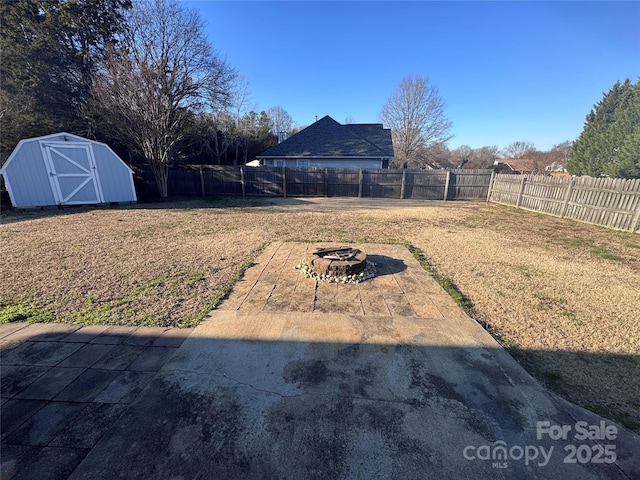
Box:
[631,199,640,233]
[400,169,406,199]
[560,177,576,218]
[516,175,527,208]
[486,171,496,202]
[443,170,451,201]
[358,169,363,198]
[324,168,329,197]
[282,165,287,198]
[199,167,205,196]
[240,167,245,197]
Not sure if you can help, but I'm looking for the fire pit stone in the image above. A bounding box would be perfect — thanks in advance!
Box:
[304,246,367,277]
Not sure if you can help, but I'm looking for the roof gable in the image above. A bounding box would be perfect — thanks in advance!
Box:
[495,158,554,174]
[0,132,133,175]
[258,115,394,158]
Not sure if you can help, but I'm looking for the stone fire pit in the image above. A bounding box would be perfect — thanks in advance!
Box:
[295,246,375,283]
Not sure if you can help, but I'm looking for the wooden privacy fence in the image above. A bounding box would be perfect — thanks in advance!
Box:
[163,165,494,201]
[489,174,640,232]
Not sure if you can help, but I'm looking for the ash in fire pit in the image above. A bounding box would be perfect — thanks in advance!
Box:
[294,246,375,283]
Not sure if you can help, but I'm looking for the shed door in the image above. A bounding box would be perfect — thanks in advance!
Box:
[43,143,103,205]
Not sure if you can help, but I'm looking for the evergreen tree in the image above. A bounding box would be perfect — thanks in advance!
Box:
[0,0,131,153]
[567,79,640,178]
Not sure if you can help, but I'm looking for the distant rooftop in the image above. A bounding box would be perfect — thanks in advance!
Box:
[258,115,394,158]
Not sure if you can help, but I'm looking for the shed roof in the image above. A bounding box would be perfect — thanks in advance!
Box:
[0,132,133,175]
[257,116,394,158]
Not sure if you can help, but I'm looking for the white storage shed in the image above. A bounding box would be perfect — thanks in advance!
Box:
[0,132,137,207]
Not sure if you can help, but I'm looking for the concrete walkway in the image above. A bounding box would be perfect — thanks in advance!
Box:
[2,243,639,479]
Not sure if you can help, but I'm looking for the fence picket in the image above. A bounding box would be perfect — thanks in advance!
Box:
[144,165,639,232]
[155,165,494,201]
[489,173,640,232]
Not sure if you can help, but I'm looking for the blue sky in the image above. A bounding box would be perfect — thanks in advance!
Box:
[186,1,639,151]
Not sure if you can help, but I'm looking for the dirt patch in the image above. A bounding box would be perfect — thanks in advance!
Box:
[1,197,638,430]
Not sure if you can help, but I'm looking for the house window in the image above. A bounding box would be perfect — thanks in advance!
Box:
[297,159,310,167]
[274,160,285,167]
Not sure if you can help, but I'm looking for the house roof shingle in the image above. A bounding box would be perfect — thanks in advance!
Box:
[257,115,394,158]
[494,158,562,174]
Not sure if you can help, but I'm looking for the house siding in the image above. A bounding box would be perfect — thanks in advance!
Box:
[264,158,384,169]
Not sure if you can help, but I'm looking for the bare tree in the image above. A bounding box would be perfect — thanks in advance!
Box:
[440,144,500,169]
[86,0,234,197]
[380,75,453,167]
[451,145,473,168]
[501,141,536,159]
[551,141,572,164]
[420,142,451,169]
[526,142,573,173]
[266,106,294,139]
[231,75,253,122]
[196,111,234,165]
[229,75,253,165]
[471,145,500,168]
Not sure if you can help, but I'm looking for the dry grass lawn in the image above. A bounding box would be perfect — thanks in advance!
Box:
[1,196,639,431]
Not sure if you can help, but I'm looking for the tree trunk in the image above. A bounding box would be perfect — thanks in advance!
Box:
[213,133,221,165]
[149,159,169,198]
[234,141,239,166]
[155,170,169,198]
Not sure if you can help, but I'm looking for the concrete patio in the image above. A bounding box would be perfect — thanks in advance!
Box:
[2,242,639,479]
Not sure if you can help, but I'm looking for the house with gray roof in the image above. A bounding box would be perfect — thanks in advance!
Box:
[256,115,394,168]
